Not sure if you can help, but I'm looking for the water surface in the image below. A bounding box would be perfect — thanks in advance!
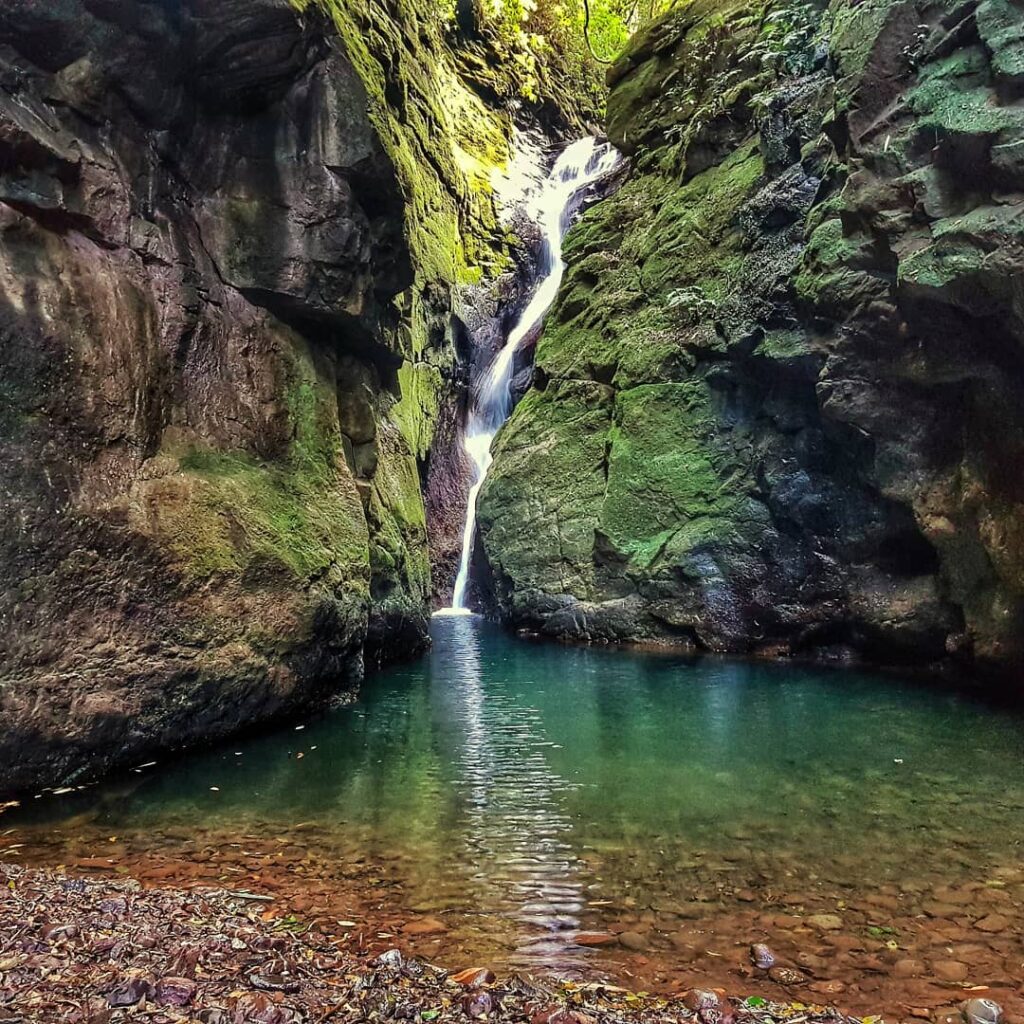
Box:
[12,617,1024,1011]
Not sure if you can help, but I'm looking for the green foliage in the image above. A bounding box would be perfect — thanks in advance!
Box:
[747,0,824,75]
[446,0,680,110]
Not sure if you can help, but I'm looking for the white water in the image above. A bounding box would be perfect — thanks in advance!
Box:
[443,137,621,613]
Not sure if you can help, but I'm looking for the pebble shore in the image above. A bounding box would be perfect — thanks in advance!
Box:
[0,864,887,1024]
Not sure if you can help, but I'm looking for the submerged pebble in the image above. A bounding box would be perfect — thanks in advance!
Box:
[962,999,1003,1024]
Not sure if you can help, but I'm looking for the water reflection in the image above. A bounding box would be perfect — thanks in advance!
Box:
[430,616,586,969]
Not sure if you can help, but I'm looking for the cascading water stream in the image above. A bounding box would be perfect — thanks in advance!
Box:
[443,137,621,613]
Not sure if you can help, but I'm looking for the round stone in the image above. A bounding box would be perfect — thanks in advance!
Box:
[960,998,1003,1024]
[618,930,649,951]
[806,913,843,930]
[894,959,927,979]
[931,960,969,983]
[974,915,1009,934]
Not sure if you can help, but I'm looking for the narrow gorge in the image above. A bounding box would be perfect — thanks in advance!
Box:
[1,0,1023,1021]
[0,0,599,791]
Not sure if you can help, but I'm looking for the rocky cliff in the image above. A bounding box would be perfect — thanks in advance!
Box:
[0,0,571,794]
[478,0,1024,678]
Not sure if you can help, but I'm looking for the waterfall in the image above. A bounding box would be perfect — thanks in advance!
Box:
[442,137,621,614]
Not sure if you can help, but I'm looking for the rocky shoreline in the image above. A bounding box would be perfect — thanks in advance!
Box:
[0,864,894,1024]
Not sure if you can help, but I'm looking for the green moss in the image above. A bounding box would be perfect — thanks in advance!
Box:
[976,0,1024,88]
[536,141,764,389]
[828,0,896,114]
[294,0,516,323]
[478,381,615,600]
[898,240,986,291]
[152,347,369,588]
[910,47,1024,137]
[366,423,431,601]
[755,328,813,359]
[600,383,747,569]
[794,217,884,311]
[639,143,766,293]
[392,362,445,460]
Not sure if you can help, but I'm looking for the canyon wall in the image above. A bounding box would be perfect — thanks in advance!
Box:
[0,0,564,793]
[478,0,1024,678]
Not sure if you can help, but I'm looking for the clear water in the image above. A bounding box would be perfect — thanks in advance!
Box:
[13,617,1024,1008]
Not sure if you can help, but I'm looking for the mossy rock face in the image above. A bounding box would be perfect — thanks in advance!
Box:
[479,380,615,614]
[977,0,1024,90]
[479,0,1024,676]
[0,0,589,794]
[599,383,751,571]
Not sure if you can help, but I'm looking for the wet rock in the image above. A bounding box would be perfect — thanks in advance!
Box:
[451,967,496,986]
[923,901,962,918]
[932,887,973,906]
[76,858,117,871]
[402,917,448,936]
[961,999,1003,1024]
[858,955,887,973]
[894,959,927,978]
[809,980,846,997]
[974,915,1009,933]
[675,902,709,920]
[762,914,800,929]
[749,943,776,969]
[932,960,969,983]
[806,913,843,930]
[574,933,615,947]
[618,931,649,951]
[990,867,1023,884]
[794,952,829,973]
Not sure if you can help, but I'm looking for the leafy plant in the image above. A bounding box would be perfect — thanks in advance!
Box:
[749,0,826,75]
[444,0,681,111]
